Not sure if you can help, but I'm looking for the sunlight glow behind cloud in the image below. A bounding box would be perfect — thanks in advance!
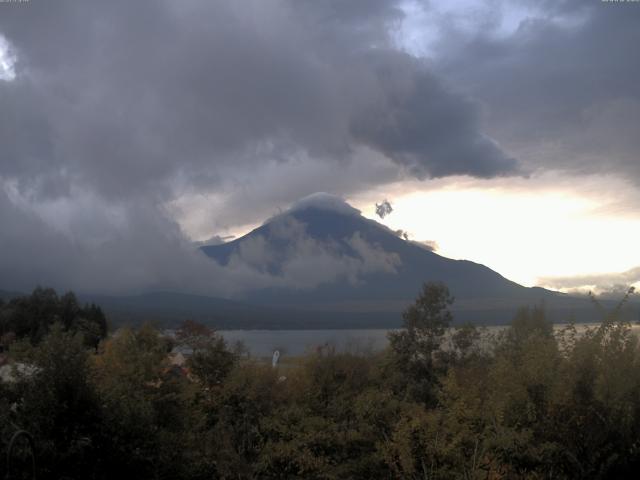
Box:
[357,183,640,289]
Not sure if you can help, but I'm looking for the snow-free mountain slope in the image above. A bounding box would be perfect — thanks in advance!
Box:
[202,194,562,320]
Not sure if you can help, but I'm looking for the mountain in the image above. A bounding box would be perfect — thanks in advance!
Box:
[201,193,596,325]
[2,194,619,328]
[77,292,309,329]
[78,291,410,330]
[1,194,630,328]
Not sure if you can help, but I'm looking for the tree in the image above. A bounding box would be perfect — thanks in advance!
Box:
[189,338,238,388]
[91,324,170,477]
[176,319,215,353]
[174,320,238,388]
[0,288,108,348]
[10,324,102,479]
[79,303,108,350]
[450,322,482,363]
[387,282,454,404]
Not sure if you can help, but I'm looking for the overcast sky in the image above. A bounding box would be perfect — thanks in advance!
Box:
[0,0,639,295]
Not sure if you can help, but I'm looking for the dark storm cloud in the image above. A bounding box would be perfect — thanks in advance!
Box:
[0,0,519,293]
[350,51,517,179]
[0,0,517,201]
[375,200,393,219]
[432,0,640,182]
[0,189,401,296]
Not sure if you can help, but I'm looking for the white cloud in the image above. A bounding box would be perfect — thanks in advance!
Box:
[223,216,401,291]
[539,266,640,294]
[0,35,15,81]
[287,193,361,217]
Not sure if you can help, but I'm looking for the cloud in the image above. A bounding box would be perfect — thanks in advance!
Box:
[0,186,400,297]
[375,199,393,219]
[389,226,438,251]
[430,0,640,183]
[0,0,517,198]
[538,266,640,293]
[287,193,361,218]
[192,235,235,248]
[349,51,518,179]
[2,0,637,295]
[0,0,524,293]
[346,231,401,276]
[223,215,401,291]
[0,35,15,80]
[168,150,401,238]
[411,239,439,252]
[0,186,229,295]
[394,229,409,240]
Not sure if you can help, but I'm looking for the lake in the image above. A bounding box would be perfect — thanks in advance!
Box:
[219,323,640,358]
[220,329,391,357]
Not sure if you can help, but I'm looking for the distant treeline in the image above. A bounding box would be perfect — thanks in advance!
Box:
[0,284,639,479]
[0,287,107,348]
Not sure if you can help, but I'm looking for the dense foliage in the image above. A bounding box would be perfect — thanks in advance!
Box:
[0,287,107,349]
[1,284,639,479]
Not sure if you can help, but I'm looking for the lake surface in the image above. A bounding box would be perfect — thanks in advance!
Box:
[220,324,640,358]
[220,329,391,357]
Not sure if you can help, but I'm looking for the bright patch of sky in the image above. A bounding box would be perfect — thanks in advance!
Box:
[0,35,16,81]
[354,179,640,291]
[393,0,585,58]
[174,171,640,294]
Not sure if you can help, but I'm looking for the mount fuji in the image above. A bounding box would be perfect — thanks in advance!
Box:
[199,194,580,326]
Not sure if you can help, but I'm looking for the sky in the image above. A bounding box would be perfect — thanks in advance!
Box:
[0,0,639,296]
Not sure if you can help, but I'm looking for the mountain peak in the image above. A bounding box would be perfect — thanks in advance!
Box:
[200,192,562,324]
[285,193,360,217]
